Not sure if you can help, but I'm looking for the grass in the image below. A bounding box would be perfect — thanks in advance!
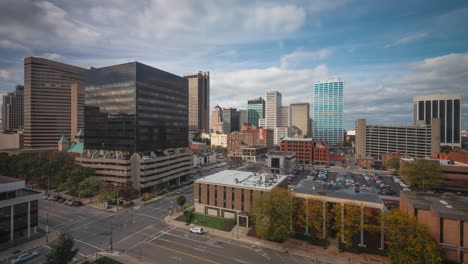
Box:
[93,256,123,264]
[182,210,235,231]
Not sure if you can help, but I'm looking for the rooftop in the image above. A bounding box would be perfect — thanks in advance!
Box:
[195,170,288,191]
[293,178,383,206]
[281,137,313,142]
[402,191,468,220]
[0,176,22,184]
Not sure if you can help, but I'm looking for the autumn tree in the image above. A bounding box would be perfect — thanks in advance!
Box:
[331,203,362,245]
[252,188,294,242]
[385,209,442,264]
[295,198,325,238]
[383,156,400,171]
[400,159,440,190]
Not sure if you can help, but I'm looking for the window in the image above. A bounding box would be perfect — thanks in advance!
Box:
[241,189,244,211]
[223,187,226,208]
[207,184,210,205]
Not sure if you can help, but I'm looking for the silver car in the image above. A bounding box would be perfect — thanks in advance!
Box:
[11,252,39,264]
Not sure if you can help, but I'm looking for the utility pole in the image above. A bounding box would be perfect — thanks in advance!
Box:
[116,185,119,213]
[46,213,49,242]
[110,220,113,253]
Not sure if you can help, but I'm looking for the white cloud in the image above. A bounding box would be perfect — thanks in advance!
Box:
[0,39,31,51]
[280,48,332,69]
[39,53,65,61]
[0,69,11,80]
[384,32,429,48]
[244,4,306,33]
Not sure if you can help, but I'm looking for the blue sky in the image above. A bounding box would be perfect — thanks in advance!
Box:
[0,0,467,130]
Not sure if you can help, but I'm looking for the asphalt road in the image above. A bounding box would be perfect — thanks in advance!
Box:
[35,183,335,264]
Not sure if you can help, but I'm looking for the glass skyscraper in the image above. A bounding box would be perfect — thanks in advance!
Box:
[247,97,265,127]
[313,79,344,145]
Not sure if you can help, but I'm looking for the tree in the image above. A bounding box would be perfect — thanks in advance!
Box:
[385,209,442,264]
[78,178,104,198]
[57,166,95,196]
[252,188,294,242]
[45,233,78,264]
[384,156,400,171]
[330,203,362,245]
[400,159,440,190]
[295,198,325,238]
[176,195,187,209]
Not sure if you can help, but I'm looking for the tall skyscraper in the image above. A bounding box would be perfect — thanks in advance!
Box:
[291,103,311,137]
[265,91,282,129]
[84,62,188,152]
[279,106,291,127]
[1,85,24,131]
[211,105,223,133]
[24,57,85,149]
[184,71,210,135]
[239,110,248,128]
[222,107,240,133]
[247,97,265,127]
[413,94,462,147]
[313,79,344,145]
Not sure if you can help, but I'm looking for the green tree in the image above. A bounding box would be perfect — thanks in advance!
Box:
[385,209,442,264]
[176,195,187,210]
[400,159,440,190]
[384,156,400,171]
[295,198,325,238]
[45,233,78,264]
[78,178,104,198]
[252,188,294,242]
[57,166,95,196]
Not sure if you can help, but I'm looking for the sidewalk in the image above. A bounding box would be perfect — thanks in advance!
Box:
[0,230,60,263]
[165,212,390,264]
[95,251,142,264]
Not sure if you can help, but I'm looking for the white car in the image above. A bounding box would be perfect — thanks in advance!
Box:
[403,188,412,192]
[189,227,204,234]
[11,252,39,264]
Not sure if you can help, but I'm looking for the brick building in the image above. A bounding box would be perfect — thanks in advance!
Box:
[400,192,468,263]
[280,137,313,163]
[241,146,268,162]
[314,141,330,164]
[227,125,274,158]
[194,170,288,225]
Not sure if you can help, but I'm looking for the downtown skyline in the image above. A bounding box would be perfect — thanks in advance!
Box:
[0,0,467,130]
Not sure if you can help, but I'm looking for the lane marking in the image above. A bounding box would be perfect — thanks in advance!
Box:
[74,239,104,251]
[116,223,159,244]
[129,212,163,221]
[155,231,222,248]
[145,241,221,264]
[234,259,248,264]
[194,247,206,252]
[124,226,175,253]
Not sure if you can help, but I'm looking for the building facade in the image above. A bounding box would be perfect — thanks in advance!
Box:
[290,103,310,137]
[355,118,441,160]
[24,57,85,149]
[413,94,462,147]
[76,149,192,193]
[238,110,248,128]
[280,137,314,163]
[400,192,468,263]
[0,176,42,245]
[184,71,210,136]
[1,85,24,131]
[274,127,290,145]
[279,106,291,128]
[265,91,282,129]
[211,105,224,133]
[211,133,228,148]
[84,62,188,152]
[222,108,240,133]
[266,151,296,174]
[247,97,265,127]
[313,79,344,145]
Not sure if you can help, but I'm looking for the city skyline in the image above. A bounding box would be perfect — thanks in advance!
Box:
[0,1,467,131]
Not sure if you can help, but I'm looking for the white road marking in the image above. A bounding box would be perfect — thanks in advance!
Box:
[234,259,248,264]
[125,226,175,253]
[74,239,104,251]
[156,231,223,249]
[194,247,205,252]
[129,212,163,221]
[116,223,159,244]
[78,252,85,257]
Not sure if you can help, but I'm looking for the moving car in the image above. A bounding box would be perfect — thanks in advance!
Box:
[11,251,39,264]
[189,227,204,234]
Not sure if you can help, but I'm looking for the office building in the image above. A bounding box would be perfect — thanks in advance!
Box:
[222,108,240,133]
[247,97,265,127]
[184,71,210,137]
[0,176,42,245]
[413,94,463,147]
[84,62,188,152]
[266,151,296,174]
[290,103,310,137]
[1,85,24,131]
[24,57,85,149]
[194,170,288,224]
[239,110,247,128]
[211,133,227,148]
[313,79,344,145]
[0,131,23,150]
[279,106,291,127]
[274,127,290,145]
[280,137,314,163]
[265,91,282,129]
[400,192,468,263]
[211,105,224,133]
[76,149,192,193]
[355,119,441,160]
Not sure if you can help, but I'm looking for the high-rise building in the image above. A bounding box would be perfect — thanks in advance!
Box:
[239,109,248,128]
[413,94,463,147]
[279,106,291,128]
[222,108,240,133]
[247,97,265,127]
[290,103,311,137]
[184,71,210,136]
[24,57,85,149]
[313,79,344,145]
[265,91,282,129]
[211,105,223,133]
[1,85,24,131]
[84,62,188,152]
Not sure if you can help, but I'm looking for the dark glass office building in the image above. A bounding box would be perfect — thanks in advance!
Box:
[84,62,188,152]
[413,94,462,147]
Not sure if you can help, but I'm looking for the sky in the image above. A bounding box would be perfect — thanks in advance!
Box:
[0,0,467,130]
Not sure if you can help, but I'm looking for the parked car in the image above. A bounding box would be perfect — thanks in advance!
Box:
[73,201,83,207]
[403,188,412,192]
[43,195,49,200]
[189,227,204,234]
[11,251,39,264]
[64,200,71,205]
[58,198,65,203]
